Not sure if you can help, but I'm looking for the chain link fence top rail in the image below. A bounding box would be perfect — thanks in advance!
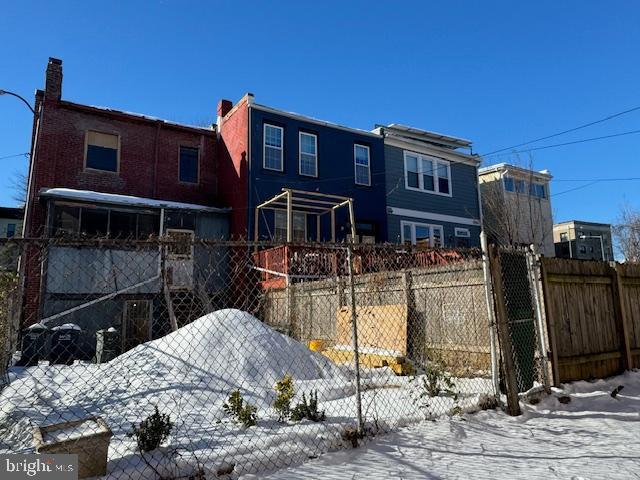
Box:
[0,237,512,478]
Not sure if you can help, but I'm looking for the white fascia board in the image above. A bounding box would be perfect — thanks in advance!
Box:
[388,206,481,226]
[250,104,381,139]
[384,136,480,166]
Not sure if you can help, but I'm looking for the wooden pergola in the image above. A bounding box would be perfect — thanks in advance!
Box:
[254,188,356,242]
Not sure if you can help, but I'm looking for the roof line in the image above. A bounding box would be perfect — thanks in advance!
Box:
[250,103,381,138]
[58,100,216,135]
[39,188,229,213]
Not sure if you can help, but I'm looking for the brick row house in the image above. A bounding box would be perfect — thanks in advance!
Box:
[18,57,513,354]
[22,58,228,356]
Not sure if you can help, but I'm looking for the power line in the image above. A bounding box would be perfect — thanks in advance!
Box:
[0,152,29,160]
[553,176,640,182]
[551,181,601,197]
[483,128,640,158]
[483,105,640,156]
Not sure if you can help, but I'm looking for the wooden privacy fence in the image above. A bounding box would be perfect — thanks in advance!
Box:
[261,260,493,376]
[540,258,640,384]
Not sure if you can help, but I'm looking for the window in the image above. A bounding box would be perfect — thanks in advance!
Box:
[274,210,307,242]
[503,176,515,192]
[559,232,568,242]
[579,245,587,254]
[166,229,194,258]
[51,204,160,238]
[85,130,119,172]
[400,221,444,247]
[530,182,546,199]
[299,132,318,177]
[179,146,199,183]
[454,227,470,238]
[6,223,16,238]
[80,208,109,237]
[405,154,419,189]
[110,210,137,239]
[53,205,80,236]
[123,300,152,351]
[403,151,451,195]
[354,144,371,186]
[515,179,526,193]
[264,124,283,171]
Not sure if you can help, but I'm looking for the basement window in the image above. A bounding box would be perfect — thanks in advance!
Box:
[85,130,119,172]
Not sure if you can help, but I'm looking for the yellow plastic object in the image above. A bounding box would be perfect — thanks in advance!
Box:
[308,339,326,352]
[321,348,414,376]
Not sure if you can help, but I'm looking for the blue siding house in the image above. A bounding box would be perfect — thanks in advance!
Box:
[247,99,387,242]
[376,124,482,247]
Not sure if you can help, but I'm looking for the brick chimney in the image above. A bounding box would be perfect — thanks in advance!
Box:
[45,57,63,100]
[217,99,233,119]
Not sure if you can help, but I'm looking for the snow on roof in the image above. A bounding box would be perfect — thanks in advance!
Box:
[64,102,215,133]
[479,162,553,179]
[251,103,381,138]
[384,124,472,149]
[40,188,229,213]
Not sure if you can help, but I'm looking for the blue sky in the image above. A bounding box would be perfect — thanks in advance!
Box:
[1,0,639,227]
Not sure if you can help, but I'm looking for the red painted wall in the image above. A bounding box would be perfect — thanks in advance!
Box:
[218,95,250,238]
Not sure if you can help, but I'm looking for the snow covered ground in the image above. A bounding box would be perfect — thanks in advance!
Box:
[258,370,640,480]
[0,309,492,479]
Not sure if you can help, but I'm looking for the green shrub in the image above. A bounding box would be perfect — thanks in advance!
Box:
[290,391,325,422]
[131,406,173,452]
[273,374,295,421]
[223,390,257,427]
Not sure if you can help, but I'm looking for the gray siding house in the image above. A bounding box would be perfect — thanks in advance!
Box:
[376,124,482,247]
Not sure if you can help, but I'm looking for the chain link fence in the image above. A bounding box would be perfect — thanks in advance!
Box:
[0,236,548,478]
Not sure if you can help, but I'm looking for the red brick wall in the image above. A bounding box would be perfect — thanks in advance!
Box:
[22,96,219,325]
[218,96,250,238]
[25,100,218,235]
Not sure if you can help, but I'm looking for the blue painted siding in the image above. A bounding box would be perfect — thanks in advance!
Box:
[387,214,481,248]
[249,108,387,242]
[384,144,481,247]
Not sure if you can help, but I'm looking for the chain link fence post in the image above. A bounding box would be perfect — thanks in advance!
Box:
[488,244,522,416]
[480,232,501,398]
[527,245,550,387]
[346,242,364,434]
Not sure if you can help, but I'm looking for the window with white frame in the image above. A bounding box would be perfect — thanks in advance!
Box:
[454,227,470,238]
[403,151,451,195]
[274,210,307,242]
[354,144,371,186]
[299,132,317,177]
[264,124,283,171]
[401,221,443,247]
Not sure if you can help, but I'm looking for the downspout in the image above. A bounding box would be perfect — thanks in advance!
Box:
[152,122,161,198]
[23,93,45,238]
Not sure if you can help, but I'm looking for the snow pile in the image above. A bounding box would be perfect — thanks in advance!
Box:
[0,309,493,478]
[116,309,342,392]
[0,310,359,478]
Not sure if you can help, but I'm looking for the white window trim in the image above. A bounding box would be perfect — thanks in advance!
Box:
[263,124,284,172]
[298,131,318,177]
[354,144,371,186]
[400,220,444,247]
[403,151,452,197]
[274,209,308,242]
[454,227,470,238]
